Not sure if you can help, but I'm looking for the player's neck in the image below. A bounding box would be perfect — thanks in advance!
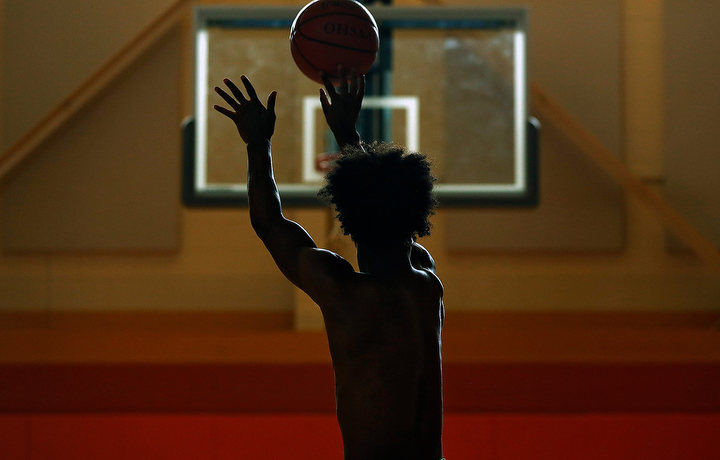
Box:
[356,241,413,276]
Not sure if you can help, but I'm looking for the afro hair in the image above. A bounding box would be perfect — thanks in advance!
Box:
[318,142,437,247]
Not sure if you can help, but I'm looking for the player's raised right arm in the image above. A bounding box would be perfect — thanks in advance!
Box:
[319,67,366,152]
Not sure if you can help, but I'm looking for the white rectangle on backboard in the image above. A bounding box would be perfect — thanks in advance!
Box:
[302,96,420,183]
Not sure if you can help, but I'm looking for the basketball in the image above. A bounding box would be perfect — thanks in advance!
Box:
[290,0,379,84]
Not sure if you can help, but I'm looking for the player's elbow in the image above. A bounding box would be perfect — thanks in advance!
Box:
[250,216,267,236]
[249,212,282,239]
[250,216,277,241]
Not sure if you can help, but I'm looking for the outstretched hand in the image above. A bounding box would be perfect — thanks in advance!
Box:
[214,76,277,145]
[320,66,364,149]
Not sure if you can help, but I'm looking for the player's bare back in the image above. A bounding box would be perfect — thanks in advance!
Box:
[319,261,444,459]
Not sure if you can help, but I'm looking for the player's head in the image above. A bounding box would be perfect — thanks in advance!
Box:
[319,142,437,248]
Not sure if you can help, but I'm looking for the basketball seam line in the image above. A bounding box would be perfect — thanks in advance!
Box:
[297,29,377,54]
[292,40,323,74]
[296,12,377,30]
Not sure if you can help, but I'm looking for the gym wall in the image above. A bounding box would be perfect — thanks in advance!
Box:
[0,0,718,312]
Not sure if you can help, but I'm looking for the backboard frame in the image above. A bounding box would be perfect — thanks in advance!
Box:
[184,5,538,207]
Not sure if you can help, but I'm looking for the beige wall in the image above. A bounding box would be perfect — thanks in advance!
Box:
[0,0,4,147]
[0,0,718,312]
[624,0,664,179]
[0,0,178,151]
[1,28,182,252]
[663,0,720,249]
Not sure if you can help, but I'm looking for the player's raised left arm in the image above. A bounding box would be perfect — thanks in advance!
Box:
[214,75,280,229]
[214,76,353,301]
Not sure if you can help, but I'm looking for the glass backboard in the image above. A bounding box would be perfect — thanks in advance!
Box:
[184,5,537,206]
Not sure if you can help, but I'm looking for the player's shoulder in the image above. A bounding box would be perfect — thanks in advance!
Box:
[297,247,357,292]
[410,242,437,272]
[419,267,444,298]
[410,243,442,296]
[299,247,355,278]
[296,248,357,307]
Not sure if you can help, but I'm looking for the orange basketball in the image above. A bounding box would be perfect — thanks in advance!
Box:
[290,0,379,84]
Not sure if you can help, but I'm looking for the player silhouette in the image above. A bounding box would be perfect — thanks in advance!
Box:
[214,67,445,460]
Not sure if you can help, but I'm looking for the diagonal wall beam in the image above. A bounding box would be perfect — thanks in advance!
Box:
[531,83,720,266]
[0,0,190,180]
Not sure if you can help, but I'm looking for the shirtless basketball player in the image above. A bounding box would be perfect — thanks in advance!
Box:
[214,68,445,460]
